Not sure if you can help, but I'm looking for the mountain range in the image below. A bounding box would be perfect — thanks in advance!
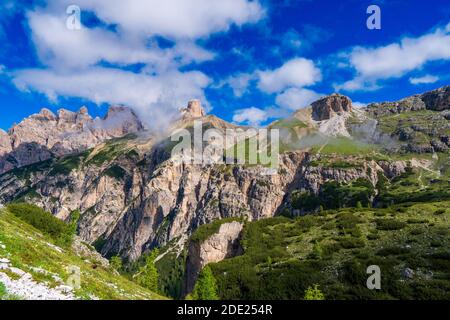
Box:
[0,85,449,300]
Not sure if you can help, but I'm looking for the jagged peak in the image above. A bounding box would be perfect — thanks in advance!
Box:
[311,93,353,121]
[38,108,56,119]
[180,99,206,119]
[78,106,89,115]
[103,105,136,119]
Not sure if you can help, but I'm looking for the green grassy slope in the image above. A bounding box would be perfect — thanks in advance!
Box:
[0,208,165,300]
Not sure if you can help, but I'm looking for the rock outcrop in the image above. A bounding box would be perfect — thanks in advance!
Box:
[421,85,450,111]
[0,106,144,174]
[184,221,244,295]
[311,94,353,121]
[0,129,12,155]
[367,85,449,117]
[181,99,206,119]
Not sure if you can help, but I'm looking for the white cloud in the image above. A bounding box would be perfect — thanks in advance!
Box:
[338,23,450,91]
[226,58,323,125]
[232,107,269,126]
[27,10,214,71]
[12,0,264,129]
[275,88,323,110]
[217,73,254,97]
[13,67,210,130]
[409,74,439,85]
[50,0,264,39]
[257,58,322,93]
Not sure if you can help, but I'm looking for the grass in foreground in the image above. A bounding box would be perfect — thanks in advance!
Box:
[0,208,166,300]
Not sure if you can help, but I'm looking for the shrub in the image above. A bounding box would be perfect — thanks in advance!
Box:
[407,218,428,224]
[310,241,323,259]
[110,255,123,271]
[0,281,6,298]
[104,165,127,180]
[7,203,75,246]
[304,284,325,300]
[292,191,321,211]
[367,232,379,240]
[410,227,425,235]
[376,246,409,256]
[375,219,407,231]
[49,154,82,176]
[339,237,365,249]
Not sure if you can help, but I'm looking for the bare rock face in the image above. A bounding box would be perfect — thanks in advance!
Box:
[0,137,409,265]
[421,85,450,111]
[102,151,306,260]
[367,85,449,117]
[0,106,144,174]
[0,129,11,156]
[181,100,206,119]
[366,96,426,117]
[184,221,244,295]
[312,94,353,121]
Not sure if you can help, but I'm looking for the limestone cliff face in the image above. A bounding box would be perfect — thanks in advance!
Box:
[102,151,306,260]
[420,85,450,111]
[0,130,11,155]
[0,106,144,174]
[311,94,353,121]
[0,143,409,262]
[184,221,244,294]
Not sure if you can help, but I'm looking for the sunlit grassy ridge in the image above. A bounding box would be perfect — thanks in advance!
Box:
[0,208,165,300]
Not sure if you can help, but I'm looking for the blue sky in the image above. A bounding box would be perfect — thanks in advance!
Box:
[0,0,449,129]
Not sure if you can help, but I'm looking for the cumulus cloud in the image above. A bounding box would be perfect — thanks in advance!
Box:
[12,0,264,129]
[337,23,450,91]
[216,73,255,97]
[409,74,439,85]
[275,88,323,110]
[48,0,265,39]
[14,67,210,129]
[228,58,323,126]
[257,58,322,93]
[232,107,269,126]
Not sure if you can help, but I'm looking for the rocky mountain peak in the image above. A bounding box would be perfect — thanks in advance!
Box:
[420,85,450,111]
[311,93,353,121]
[181,99,206,119]
[78,106,89,115]
[37,108,57,120]
[0,105,144,174]
[0,129,11,156]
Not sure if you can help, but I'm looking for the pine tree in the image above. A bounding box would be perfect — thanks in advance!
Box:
[192,266,219,300]
[136,249,159,292]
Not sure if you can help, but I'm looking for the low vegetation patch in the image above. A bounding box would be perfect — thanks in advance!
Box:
[6,203,76,246]
[375,218,407,231]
